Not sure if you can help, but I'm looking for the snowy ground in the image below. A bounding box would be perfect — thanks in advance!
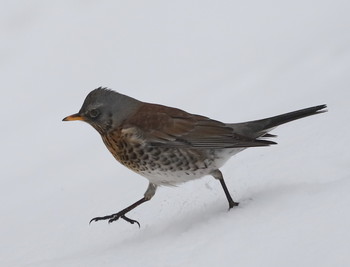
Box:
[1,1,350,266]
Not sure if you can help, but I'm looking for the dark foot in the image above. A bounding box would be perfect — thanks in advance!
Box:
[89,197,150,228]
[228,201,239,210]
[89,213,141,227]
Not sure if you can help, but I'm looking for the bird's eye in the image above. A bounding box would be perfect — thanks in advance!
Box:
[89,109,100,118]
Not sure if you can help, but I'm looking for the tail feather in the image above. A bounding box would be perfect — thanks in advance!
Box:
[230,104,327,139]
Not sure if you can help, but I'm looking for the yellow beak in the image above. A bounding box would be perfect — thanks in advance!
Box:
[62,113,84,121]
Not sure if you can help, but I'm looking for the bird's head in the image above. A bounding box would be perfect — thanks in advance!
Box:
[63,87,141,134]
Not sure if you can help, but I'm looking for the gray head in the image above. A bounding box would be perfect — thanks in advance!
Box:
[63,87,142,134]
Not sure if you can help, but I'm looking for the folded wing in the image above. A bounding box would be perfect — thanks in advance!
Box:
[124,104,275,149]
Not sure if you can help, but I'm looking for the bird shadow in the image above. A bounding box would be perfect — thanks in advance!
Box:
[111,199,250,250]
[64,179,349,262]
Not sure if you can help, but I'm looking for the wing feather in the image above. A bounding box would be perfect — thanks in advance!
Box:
[124,104,275,148]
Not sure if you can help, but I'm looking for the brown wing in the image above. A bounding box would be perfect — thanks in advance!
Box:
[123,103,275,148]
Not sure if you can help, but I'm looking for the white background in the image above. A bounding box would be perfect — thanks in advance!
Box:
[1,1,349,266]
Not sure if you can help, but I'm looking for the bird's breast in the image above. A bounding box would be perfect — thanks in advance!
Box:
[101,131,243,186]
[101,132,218,184]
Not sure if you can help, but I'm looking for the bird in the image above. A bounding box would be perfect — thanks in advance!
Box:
[63,87,327,227]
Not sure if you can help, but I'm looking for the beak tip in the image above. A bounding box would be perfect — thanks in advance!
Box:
[62,113,83,122]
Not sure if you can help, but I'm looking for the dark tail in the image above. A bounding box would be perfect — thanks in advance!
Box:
[230,104,327,139]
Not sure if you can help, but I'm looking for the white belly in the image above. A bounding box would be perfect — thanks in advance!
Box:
[139,147,246,186]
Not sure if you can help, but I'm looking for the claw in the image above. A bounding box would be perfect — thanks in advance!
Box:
[89,213,140,227]
[88,197,148,227]
[107,214,121,224]
[120,215,141,228]
[89,215,113,224]
[228,201,239,210]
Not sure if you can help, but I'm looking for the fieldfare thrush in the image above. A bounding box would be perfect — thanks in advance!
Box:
[63,87,326,227]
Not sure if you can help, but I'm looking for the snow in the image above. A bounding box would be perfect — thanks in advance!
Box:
[1,1,349,266]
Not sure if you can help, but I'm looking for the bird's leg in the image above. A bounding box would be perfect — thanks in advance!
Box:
[90,183,157,227]
[211,169,239,209]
